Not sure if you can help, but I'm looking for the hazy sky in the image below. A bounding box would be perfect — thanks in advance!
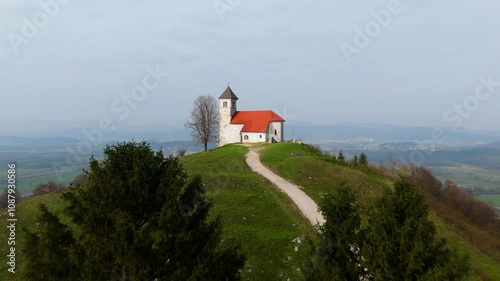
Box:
[1,0,499,135]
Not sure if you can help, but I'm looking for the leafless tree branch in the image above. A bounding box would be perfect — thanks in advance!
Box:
[185,95,219,151]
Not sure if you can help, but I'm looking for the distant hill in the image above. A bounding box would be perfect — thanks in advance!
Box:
[287,124,500,143]
[377,141,419,151]
[0,136,214,151]
[4,127,192,142]
[0,136,80,146]
[481,141,500,151]
[4,124,499,144]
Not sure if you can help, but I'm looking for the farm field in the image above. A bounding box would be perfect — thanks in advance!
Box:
[0,140,204,195]
[476,194,500,208]
[431,165,500,190]
[14,168,86,193]
[429,165,500,207]
[0,144,101,194]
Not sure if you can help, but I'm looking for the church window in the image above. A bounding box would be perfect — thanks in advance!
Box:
[259,135,262,138]
[223,101,227,107]
[274,130,277,135]
[244,135,249,140]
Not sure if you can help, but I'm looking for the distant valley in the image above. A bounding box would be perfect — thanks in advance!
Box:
[1,124,499,208]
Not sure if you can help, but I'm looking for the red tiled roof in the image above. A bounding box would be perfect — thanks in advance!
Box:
[230,110,285,133]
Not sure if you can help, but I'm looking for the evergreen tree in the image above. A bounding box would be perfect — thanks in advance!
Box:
[359,153,368,166]
[305,184,367,281]
[362,179,470,280]
[337,149,346,163]
[352,154,359,166]
[24,205,78,280]
[24,141,245,281]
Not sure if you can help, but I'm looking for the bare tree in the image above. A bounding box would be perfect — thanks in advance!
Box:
[175,147,188,157]
[186,95,219,152]
[388,154,399,175]
[70,174,89,188]
[32,181,65,196]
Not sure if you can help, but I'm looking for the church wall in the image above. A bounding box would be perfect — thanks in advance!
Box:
[219,99,236,112]
[219,96,239,146]
[268,122,284,142]
[241,132,267,143]
[219,123,243,146]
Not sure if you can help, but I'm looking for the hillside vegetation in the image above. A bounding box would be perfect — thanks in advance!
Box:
[260,143,500,280]
[1,143,498,280]
[1,145,316,281]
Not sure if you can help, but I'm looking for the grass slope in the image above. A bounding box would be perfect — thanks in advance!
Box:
[2,143,498,280]
[259,143,391,209]
[181,145,317,280]
[0,191,68,279]
[260,143,500,281]
[1,145,317,281]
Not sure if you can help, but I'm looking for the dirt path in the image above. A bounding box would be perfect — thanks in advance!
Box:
[245,147,325,227]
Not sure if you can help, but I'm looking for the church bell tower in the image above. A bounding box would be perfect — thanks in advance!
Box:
[218,84,238,146]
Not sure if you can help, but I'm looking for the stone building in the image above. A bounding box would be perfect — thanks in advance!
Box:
[218,85,285,146]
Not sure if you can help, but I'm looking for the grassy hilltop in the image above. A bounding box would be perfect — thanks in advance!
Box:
[259,143,500,280]
[1,143,499,280]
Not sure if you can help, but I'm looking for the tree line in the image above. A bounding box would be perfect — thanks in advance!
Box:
[305,180,470,280]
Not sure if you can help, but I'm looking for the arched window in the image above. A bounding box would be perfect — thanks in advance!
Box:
[244,135,249,140]
[274,129,277,135]
[223,101,227,107]
[259,135,262,138]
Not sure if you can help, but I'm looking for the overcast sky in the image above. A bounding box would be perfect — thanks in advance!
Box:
[1,0,499,135]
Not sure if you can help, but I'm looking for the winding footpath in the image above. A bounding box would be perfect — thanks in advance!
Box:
[245,148,325,227]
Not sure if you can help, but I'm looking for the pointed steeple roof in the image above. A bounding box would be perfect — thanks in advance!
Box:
[218,85,239,100]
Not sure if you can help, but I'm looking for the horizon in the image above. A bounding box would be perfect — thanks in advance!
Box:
[1,122,499,143]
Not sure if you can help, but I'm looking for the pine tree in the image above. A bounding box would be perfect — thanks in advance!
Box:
[305,184,367,281]
[359,153,368,166]
[362,179,470,280]
[352,154,359,166]
[337,149,346,163]
[24,205,78,280]
[24,141,245,281]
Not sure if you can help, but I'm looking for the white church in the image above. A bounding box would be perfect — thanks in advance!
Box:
[218,85,285,146]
